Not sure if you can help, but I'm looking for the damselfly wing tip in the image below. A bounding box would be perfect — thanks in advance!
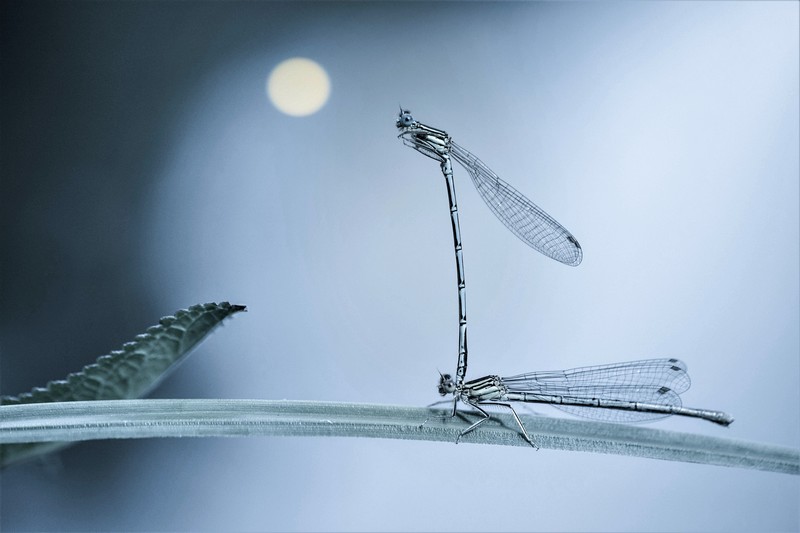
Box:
[565,235,583,266]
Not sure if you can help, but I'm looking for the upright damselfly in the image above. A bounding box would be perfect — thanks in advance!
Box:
[396,109,732,445]
[396,109,581,392]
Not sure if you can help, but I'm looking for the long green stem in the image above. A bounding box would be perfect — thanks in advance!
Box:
[1,399,797,475]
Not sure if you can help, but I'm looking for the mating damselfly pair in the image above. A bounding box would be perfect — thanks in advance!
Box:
[396,109,732,445]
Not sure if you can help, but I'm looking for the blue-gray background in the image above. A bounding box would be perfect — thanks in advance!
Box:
[1,1,798,531]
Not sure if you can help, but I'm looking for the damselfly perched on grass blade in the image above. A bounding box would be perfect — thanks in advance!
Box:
[437,358,734,447]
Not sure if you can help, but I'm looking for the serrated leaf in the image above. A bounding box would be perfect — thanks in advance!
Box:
[1,301,246,466]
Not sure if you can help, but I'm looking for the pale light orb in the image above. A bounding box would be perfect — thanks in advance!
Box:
[267,57,331,116]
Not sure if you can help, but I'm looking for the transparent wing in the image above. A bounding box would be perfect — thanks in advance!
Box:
[449,140,582,266]
[502,358,691,423]
[503,358,691,395]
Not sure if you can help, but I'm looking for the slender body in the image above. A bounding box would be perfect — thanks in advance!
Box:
[396,109,581,387]
[438,358,734,446]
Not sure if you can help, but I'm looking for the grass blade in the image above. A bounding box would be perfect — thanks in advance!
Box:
[1,399,796,475]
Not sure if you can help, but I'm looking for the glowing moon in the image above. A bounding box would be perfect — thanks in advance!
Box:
[267,57,331,116]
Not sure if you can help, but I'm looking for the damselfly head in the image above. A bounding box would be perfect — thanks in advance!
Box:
[437,373,456,396]
[396,108,415,129]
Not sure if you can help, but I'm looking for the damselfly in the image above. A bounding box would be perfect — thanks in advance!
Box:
[396,109,581,390]
[396,110,732,445]
[437,358,734,446]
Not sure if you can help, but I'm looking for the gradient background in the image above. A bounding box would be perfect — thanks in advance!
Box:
[1,1,798,531]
